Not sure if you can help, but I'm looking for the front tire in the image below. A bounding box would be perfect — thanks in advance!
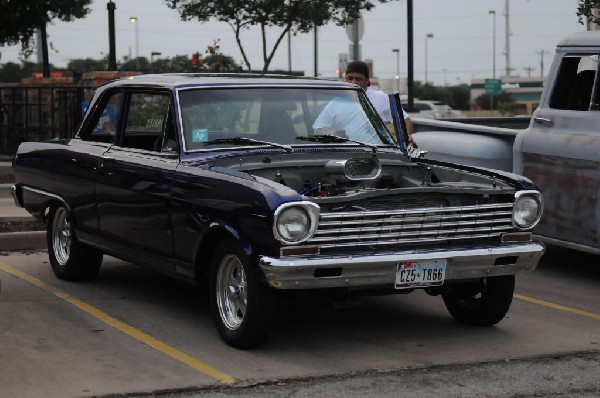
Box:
[209,239,275,349]
[442,275,515,326]
[47,206,103,281]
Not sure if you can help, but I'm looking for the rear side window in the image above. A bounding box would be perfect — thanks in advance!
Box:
[86,91,124,143]
[549,54,599,111]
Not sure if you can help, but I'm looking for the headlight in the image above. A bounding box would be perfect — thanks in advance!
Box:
[273,202,320,244]
[512,191,543,229]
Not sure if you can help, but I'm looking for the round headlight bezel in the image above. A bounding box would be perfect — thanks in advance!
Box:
[273,202,320,244]
[512,190,543,230]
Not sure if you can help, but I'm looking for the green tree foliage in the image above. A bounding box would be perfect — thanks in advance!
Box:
[0,62,25,83]
[413,82,471,110]
[0,0,91,47]
[0,0,92,77]
[120,57,150,72]
[577,0,600,24]
[67,58,107,73]
[474,92,518,115]
[199,40,242,72]
[0,60,53,82]
[166,0,392,72]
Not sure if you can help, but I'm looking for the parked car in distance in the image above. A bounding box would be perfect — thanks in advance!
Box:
[11,74,544,349]
[408,100,458,119]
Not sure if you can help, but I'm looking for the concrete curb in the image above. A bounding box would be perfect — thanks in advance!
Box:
[0,231,47,251]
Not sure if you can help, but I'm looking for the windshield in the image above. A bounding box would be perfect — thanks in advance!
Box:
[177,87,396,151]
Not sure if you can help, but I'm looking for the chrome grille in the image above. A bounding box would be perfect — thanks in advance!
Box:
[312,202,514,248]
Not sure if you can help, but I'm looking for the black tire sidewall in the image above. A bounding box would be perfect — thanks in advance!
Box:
[442,275,515,326]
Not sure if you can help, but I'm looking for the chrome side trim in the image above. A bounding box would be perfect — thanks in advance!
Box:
[18,185,70,211]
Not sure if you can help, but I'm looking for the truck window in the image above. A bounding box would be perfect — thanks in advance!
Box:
[550,54,599,111]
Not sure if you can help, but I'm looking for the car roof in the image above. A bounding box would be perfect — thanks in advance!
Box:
[102,73,356,90]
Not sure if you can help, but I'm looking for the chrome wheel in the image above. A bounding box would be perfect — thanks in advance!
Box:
[216,254,248,330]
[51,207,71,266]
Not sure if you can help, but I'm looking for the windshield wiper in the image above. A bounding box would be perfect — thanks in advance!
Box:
[204,137,292,152]
[297,134,378,152]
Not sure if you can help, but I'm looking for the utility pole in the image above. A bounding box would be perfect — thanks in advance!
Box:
[314,24,318,77]
[524,66,534,77]
[406,0,414,112]
[536,49,549,77]
[504,0,511,77]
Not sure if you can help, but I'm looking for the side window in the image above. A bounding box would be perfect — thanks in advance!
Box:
[550,54,599,111]
[86,91,123,143]
[121,93,172,151]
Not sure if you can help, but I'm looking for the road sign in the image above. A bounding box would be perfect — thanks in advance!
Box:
[485,78,502,95]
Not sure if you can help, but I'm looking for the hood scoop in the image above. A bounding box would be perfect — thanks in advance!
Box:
[325,158,381,181]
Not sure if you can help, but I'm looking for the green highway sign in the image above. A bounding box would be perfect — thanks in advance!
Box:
[485,78,502,95]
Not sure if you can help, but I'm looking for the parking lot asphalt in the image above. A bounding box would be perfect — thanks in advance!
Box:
[0,162,46,251]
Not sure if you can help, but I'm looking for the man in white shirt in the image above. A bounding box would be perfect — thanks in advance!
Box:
[344,60,415,143]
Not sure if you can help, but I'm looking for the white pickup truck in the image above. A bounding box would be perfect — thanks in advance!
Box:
[410,31,600,255]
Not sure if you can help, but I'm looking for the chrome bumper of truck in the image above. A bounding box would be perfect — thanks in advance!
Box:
[259,242,545,289]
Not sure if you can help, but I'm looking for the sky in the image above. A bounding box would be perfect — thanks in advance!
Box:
[0,0,586,86]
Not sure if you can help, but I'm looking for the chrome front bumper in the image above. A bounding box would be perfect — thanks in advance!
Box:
[259,242,545,289]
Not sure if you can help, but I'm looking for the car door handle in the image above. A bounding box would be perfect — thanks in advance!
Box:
[98,156,115,169]
[533,116,553,125]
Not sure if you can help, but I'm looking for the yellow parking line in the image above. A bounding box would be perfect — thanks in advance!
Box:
[0,261,235,385]
[514,293,600,320]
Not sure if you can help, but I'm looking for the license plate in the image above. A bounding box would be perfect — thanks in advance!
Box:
[395,259,447,289]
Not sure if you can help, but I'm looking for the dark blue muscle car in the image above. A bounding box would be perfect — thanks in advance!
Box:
[11,74,545,348]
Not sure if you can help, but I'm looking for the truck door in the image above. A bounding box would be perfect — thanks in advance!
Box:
[514,52,600,251]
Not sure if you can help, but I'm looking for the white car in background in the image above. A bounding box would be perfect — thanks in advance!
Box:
[408,100,458,119]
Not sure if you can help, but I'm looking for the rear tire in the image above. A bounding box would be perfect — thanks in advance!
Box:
[442,275,515,326]
[209,238,275,349]
[47,206,103,281]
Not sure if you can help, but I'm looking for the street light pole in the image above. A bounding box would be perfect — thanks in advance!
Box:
[489,10,496,112]
[489,10,496,79]
[392,48,400,92]
[107,1,117,71]
[130,17,139,69]
[424,33,433,84]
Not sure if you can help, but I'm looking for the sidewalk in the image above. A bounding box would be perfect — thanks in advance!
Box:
[0,162,46,250]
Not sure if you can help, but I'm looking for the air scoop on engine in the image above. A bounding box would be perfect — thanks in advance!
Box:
[324,158,382,181]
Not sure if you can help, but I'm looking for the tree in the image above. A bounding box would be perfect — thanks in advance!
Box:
[577,0,600,25]
[67,58,107,74]
[474,92,518,115]
[0,0,92,78]
[201,40,243,72]
[413,82,471,111]
[0,60,53,83]
[166,0,392,73]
